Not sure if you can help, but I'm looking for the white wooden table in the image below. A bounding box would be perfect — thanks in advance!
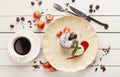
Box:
[0,0,120,77]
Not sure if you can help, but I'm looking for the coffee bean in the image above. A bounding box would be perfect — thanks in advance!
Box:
[21,17,25,21]
[10,24,14,28]
[72,0,75,2]
[89,4,93,9]
[89,9,93,13]
[16,17,20,22]
[96,5,100,10]
[31,1,35,6]
[38,1,42,6]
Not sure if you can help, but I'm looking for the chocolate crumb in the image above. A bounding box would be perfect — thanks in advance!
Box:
[38,1,42,6]
[29,26,32,28]
[31,1,35,6]
[23,26,24,28]
[16,17,20,22]
[65,3,69,7]
[89,4,93,9]
[102,46,110,55]
[96,5,100,10]
[94,10,96,12]
[28,20,32,25]
[34,61,36,63]
[100,65,106,72]
[89,9,93,13]
[41,12,44,14]
[33,20,35,22]
[95,68,98,72]
[21,17,25,21]
[100,57,102,61]
[33,65,40,69]
[10,24,14,28]
[72,0,75,2]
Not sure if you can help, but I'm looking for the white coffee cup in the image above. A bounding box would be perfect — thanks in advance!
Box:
[8,29,41,63]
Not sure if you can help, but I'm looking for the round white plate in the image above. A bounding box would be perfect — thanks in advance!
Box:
[42,16,98,72]
[8,29,41,63]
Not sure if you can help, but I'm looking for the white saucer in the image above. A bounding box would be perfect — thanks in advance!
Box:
[8,29,41,63]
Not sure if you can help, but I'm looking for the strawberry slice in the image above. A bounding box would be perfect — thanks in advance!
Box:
[46,14,54,22]
[80,41,89,51]
[56,31,62,37]
[48,67,56,72]
[63,26,70,33]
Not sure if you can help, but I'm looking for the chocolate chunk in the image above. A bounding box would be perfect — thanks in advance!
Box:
[38,1,42,5]
[21,17,25,21]
[16,17,20,22]
[69,32,77,40]
[94,10,96,12]
[10,24,14,28]
[96,5,100,10]
[31,1,35,6]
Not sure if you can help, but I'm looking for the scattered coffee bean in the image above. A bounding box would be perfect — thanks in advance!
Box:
[16,17,20,22]
[31,1,35,6]
[89,4,93,9]
[38,1,42,6]
[72,0,75,2]
[96,5,100,10]
[95,68,98,72]
[89,9,93,13]
[21,17,25,21]
[10,24,14,28]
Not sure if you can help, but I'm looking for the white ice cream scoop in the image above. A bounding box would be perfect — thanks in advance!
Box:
[59,32,75,48]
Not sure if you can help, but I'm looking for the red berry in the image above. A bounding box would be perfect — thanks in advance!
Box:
[63,26,70,33]
[33,11,41,19]
[48,67,56,72]
[37,21,45,29]
[80,41,89,51]
[56,31,63,37]
[42,62,51,69]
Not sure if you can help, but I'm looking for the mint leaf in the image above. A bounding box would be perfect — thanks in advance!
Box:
[72,48,77,56]
[77,47,81,50]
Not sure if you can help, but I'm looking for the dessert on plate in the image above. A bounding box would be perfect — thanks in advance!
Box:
[42,16,98,72]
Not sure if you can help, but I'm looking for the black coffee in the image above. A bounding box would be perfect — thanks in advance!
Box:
[14,37,31,55]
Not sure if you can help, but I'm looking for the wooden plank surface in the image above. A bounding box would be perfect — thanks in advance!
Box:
[0,0,120,76]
